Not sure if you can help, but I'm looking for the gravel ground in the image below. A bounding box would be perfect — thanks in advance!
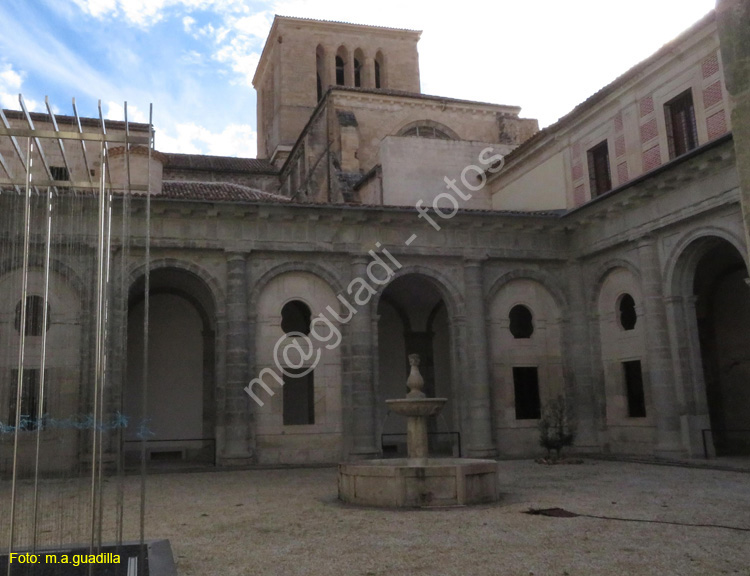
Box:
[121,460,750,576]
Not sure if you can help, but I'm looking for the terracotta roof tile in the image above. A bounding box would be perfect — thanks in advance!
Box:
[163,153,278,173]
[159,181,289,201]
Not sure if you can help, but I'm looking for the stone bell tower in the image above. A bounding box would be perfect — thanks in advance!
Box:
[252,16,422,164]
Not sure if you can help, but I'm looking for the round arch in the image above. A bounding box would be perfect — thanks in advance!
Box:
[395,120,461,141]
[666,232,750,456]
[249,261,346,314]
[665,227,749,297]
[588,258,642,312]
[125,262,222,465]
[487,269,568,317]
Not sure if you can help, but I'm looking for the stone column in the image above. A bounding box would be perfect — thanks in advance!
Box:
[463,259,496,457]
[222,252,252,463]
[345,52,355,87]
[563,260,600,450]
[717,0,750,264]
[365,58,376,89]
[666,295,711,457]
[637,238,683,456]
[347,256,379,458]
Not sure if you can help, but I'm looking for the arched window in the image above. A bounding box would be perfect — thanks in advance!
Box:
[335,46,348,86]
[15,296,50,336]
[400,125,452,140]
[618,294,637,330]
[509,305,534,339]
[281,300,312,335]
[353,48,365,88]
[375,51,385,88]
[354,58,362,87]
[397,121,458,140]
[335,56,345,86]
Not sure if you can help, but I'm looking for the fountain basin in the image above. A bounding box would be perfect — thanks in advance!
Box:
[385,397,447,417]
[338,458,499,507]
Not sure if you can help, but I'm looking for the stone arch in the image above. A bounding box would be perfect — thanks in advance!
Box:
[665,226,748,297]
[335,45,349,86]
[487,269,568,317]
[396,119,461,141]
[252,267,345,464]
[125,260,223,464]
[370,264,466,321]
[127,257,225,321]
[374,267,463,453]
[353,47,366,87]
[588,257,642,312]
[249,261,345,315]
[0,255,87,299]
[595,265,651,446]
[487,273,566,455]
[665,231,750,456]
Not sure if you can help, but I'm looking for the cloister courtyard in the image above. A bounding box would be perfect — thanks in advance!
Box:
[121,459,750,575]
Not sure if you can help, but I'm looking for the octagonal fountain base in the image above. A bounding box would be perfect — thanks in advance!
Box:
[338,458,499,508]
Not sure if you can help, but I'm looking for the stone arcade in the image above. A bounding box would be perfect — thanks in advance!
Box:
[2,2,750,475]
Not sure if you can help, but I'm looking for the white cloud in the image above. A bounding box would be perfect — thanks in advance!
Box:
[0,63,42,112]
[183,15,196,32]
[69,0,250,27]
[156,121,257,157]
[105,100,149,123]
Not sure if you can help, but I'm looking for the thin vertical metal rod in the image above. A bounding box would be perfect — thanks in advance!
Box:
[116,102,133,548]
[139,104,153,560]
[94,101,112,552]
[20,96,53,182]
[96,186,113,551]
[72,98,94,186]
[7,137,34,576]
[45,96,74,185]
[32,187,53,552]
[89,139,107,553]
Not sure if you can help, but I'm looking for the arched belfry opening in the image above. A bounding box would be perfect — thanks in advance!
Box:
[377,274,456,455]
[335,46,348,86]
[126,267,217,465]
[690,239,750,455]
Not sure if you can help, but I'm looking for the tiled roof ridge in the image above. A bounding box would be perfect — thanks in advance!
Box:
[163,153,278,173]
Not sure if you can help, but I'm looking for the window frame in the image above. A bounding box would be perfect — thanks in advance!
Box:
[587,140,612,197]
[664,89,698,159]
[513,366,541,420]
[622,360,647,418]
[282,369,315,426]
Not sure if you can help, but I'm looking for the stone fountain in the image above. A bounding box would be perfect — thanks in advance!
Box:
[338,354,499,507]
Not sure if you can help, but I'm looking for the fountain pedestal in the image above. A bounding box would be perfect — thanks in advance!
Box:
[338,354,499,507]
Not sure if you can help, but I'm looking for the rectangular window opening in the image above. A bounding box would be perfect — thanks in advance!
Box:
[587,140,612,197]
[665,89,698,159]
[283,369,315,425]
[50,166,70,181]
[513,366,541,420]
[9,369,47,430]
[623,360,647,418]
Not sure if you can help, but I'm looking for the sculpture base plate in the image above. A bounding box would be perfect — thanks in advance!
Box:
[338,458,499,508]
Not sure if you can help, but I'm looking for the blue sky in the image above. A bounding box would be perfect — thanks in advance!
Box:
[0,0,717,158]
